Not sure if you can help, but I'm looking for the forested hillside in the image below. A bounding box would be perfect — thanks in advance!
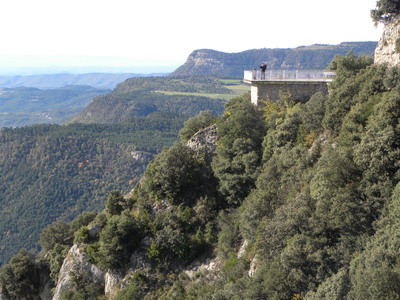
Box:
[0,77,244,266]
[0,85,109,128]
[4,51,400,299]
[70,77,231,124]
[0,116,185,265]
[171,42,377,78]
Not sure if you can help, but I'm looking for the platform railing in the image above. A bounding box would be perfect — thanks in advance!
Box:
[243,70,336,82]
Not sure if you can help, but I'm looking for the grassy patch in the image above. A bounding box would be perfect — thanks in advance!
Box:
[226,84,250,95]
[155,80,250,100]
[154,90,231,99]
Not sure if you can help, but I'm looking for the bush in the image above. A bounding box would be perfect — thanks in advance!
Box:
[144,142,209,206]
[179,110,216,142]
[371,0,400,23]
[98,213,142,270]
[0,249,42,299]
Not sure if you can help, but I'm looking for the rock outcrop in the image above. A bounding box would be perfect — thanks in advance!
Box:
[52,235,152,300]
[375,17,400,66]
[53,244,105,300]
[186,124,218,162]
[171,42,377,78]
[130,151,154,164]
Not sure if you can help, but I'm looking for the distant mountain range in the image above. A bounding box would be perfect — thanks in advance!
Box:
[0,55,181,76]
[0,73,168,89]
[171,42,378,78]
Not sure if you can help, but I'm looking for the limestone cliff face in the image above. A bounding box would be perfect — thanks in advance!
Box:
[171,43,378,78]
[53,244,105,300]
[172,49,229,77]
[188,50,226,69]
[375,17,400,66]
[52,238,152,300]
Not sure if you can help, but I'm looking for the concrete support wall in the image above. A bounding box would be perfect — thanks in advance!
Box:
[251,81,328,105]
[250,85,259,105]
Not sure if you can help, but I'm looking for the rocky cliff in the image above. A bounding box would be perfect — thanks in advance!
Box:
[52,239,152,300]
[49,125,220,299]
[171,42,377,78]
[375,17,400,66]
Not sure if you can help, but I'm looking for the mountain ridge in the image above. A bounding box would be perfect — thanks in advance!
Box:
[0,73,168,90]
[171,41,377,78]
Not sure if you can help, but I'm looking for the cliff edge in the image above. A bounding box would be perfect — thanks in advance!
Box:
[375,17,400,66]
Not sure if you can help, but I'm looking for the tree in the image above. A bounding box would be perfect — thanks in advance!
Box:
[371,0,400,23]
[179,110,215,142]
[39,221,72,252]
[212,94,265,206]
[106,190,125,215]
[0,249,42,299]
[144,142,210,206]
[98,213,141,270]
[354,91,400,222]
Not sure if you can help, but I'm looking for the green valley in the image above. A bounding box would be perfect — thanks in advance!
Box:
[0,86,110,128]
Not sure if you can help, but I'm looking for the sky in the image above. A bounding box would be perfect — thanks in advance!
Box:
[0,0,383,73]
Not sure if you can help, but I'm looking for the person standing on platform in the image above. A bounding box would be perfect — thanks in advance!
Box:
[260,63,267,79]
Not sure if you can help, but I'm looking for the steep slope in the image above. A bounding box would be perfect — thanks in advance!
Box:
[171,42,377,78]
[0,116,184,265]
[6,53,400,299]
[0,76,238,265]
[375,16,400,66]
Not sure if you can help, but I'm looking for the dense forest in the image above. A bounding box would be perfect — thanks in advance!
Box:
[0,116,182,265]
[171,42,377,78]
[0,77,236,265]
[4,50,400,299]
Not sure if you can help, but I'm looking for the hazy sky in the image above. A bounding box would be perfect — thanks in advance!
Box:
[0,0,383,68]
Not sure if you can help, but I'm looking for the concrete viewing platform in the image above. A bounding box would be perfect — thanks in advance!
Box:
[243,70,336,83]
[243,70,336,105]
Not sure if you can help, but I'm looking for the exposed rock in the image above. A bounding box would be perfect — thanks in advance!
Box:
[375,17,400,66]
[248,254,259,277]
[130,151,155,174]
[52,244,105,300]
[87,223,102,240]
[130,151,154,164]
[129,236,151,270]
[104,236,152,299]
[184,255,221,280]
[308,131,332,155]
[238,239,249,259]
[104,270,124,299]
[171,43,377,78]
[186,124,218,162]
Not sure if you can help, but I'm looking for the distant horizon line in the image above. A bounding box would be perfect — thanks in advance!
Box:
[0,65,180,76]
